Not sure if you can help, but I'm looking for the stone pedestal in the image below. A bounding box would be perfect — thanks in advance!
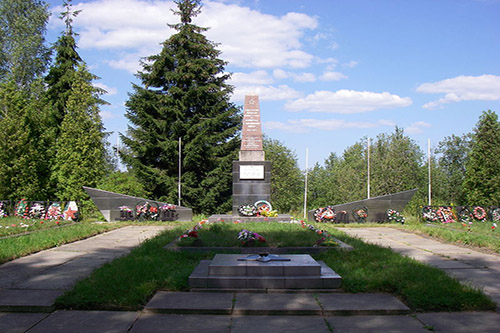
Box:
[232,161,271,215]
[189,254,342,289]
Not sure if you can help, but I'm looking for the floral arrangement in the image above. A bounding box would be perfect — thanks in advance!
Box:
[29,203,45,219]
[314,206,336,223]
[45,203,62,220]
[0,202,8,218]
[237,229,266,246]
[160,204,176,211]
[490,208,500,222]
[472,206,487,221]
[352,206,368,222]
[387,209,405,224]
[436,206,457,223]
[259,209,278,217]
[296,220,339,247]
[179,219,207,240]
[492,223,497,231]
[238,204,257,217]
[458,207,472,223]
[422,206,439,222]
[255,200,272,214]
[15,199,29,218]
[135,202,159,220]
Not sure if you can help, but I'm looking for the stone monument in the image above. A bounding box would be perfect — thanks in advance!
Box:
[231,95,271,215]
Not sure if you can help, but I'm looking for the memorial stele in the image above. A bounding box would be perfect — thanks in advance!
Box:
[231,95,271,215]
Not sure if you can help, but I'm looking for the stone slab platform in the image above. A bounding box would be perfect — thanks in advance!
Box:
[189,254,342,289]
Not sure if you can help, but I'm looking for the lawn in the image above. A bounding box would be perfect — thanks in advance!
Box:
[0,216,76,237]
[176,220,337,248]
[55,220,496,312]
[324,216,500,253]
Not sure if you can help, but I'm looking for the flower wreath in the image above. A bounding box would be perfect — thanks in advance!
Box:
[15,199,29,218]
[458,207,472,223]
[490,208,500,222]
[135,201,159,220]
[472,206,487,221]
[254,200,272,214]
[0,201,8,218]
[387,209,405,224]
[313,206,336,223]
[422,206,439,222]
[238,204,257,217]
[436,206,456,223]
[352,206,368,222]
[45,202,62,220]
[29,202,45,219]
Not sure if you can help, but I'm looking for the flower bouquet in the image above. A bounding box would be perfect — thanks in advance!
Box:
[237,229,266,246]
[387,209,405,224]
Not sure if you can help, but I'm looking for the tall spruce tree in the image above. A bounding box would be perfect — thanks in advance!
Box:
[45,0,83,133]
[121,0,241,213]
[463,110,500,205]
[52,64,107,202]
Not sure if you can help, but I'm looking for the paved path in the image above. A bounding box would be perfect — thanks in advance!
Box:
[337,227,500,307]
[0,225,168,312]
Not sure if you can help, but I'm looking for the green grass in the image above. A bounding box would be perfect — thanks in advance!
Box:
[0,216,76,237]
[396,217,500,253]
[323,216,500,253]
[55,221,496,312]
[317,225,495,312]
[177,221,330,247]
[0,220,125,264]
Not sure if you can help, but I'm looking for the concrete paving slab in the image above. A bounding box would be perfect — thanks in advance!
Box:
[417,258,476,269]
[231,315,330,333]
[317,293,410,315]
[0,312,49,333]
[130,313,231,333]
[0,289,61,312]
[27,310,139,333]
[417,311,500,333]
[326,315,428,333]
[145,291,234,314]
[233,293,321,315]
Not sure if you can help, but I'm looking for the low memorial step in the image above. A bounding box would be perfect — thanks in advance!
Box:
[189,254,342,289]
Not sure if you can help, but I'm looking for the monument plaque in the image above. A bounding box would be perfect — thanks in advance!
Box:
[240,95,265,161]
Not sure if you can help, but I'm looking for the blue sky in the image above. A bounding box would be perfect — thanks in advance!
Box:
[45,0,500,169]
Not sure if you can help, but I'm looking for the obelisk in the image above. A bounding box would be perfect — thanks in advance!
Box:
[232,95,271,215]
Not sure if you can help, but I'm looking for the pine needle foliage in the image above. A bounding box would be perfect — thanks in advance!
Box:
[121,0,241,214]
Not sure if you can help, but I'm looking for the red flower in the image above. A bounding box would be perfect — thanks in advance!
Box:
[188,230,198,238]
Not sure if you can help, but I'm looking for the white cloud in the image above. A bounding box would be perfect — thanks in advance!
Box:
[232,85,302,102]
[319,71,348,81]
[285,90,412,114]
[66,0,319,71]
[265,118,395,132]
[271,69,316,82]
[405,121,431,134]
[100,110,116,120]
[342,60,358,68]
[417,74,500,109]
[230,71,273,85]
[93,82,118,95]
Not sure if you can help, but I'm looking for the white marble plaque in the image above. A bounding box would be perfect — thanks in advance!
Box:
[240,165,265,180]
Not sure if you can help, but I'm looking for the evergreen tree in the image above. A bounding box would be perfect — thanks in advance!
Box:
[51,64,107,201]
[463,110,500,205]
[45,0,83,133]
[435,134,471,205]
[121,0,240,213]
[371,127,424,196]
[263,137,303,213]
[0,0,51,87]
[0,80,53,199]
